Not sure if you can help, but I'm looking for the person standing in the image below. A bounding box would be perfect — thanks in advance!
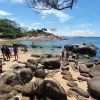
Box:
[65,49,69,61]
[1,45,6,61]
[73,54,79,69]
[13,45,18,61]
[5,46,10,61]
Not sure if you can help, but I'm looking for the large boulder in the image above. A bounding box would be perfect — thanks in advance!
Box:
[0,72,20,86]
[67,81,78,87]
[87,77,100,99]
[70,87,89,98]
[77,95,88,100]
[14,79,67,100]
[43,80,67,100]
[0,80,13,93]
[41,58,60,69]
[64,44,96,56]
[62,75,73,81]
[15,68,33,85]
[14,81,38,96]
[67,89,78,97]
[79,65,90,74]
[0,93,13,100]
[27,59,41,65]
[25,62,37,70]
[95,59,100,65]
[89,65,100,77]
[34,68,45,78]
[0,68,33,86]
[85,63,94,68]
[10,64,26,71]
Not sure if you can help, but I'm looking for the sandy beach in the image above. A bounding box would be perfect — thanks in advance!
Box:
[0,48,93,100]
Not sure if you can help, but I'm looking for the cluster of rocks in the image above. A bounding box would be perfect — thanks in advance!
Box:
[63,57,100,99]
[64,43,97,56]
[0,54,67,100]
[0,43,100,100]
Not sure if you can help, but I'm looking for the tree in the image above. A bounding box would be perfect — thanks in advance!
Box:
[26,0,78,10]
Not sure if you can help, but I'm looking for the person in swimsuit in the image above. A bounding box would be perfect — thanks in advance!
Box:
[5,46,10,61]
[13,45,18,61]
[1,45,6,61]
[73,54,79,69]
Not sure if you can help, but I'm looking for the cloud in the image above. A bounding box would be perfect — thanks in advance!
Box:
[28,22,41,29]
[42,16,46,19]
[54,29,99,37]
[0,10,12,16]
[10,0,24,4]
[41,9,72,23]
[53,23,100,37]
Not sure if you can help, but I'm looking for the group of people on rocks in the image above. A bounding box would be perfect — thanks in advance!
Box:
[61,46,79,69]
[1,45,18,61]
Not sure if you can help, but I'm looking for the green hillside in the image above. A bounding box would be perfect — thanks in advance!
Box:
[0,19,51,39]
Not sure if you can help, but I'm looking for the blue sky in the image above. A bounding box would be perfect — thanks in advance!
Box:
[0,0,100,37]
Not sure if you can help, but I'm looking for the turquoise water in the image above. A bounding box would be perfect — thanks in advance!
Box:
[0,37,100,59]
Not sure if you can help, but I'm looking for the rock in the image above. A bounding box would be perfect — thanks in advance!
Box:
[15,68,33,85]
[34,68,45,78]
[95,59,100,65]
[80,73,90,77]
[27,59,36,64]
[11,64,25,70]
[62,61,69,66]
[62,75,73,81]
[77,77,88,82]
[0,93,12,100]
[41,58,60,69]
[79,65,90,73]
[25,62,37,70]
[77,95,88,100]
[61,70,72,77]
[44,80,67,100]
[14,82,38,96]
[0,81,13,93]
[87,77,100,99]
[31,54,41,58]
[61,66,69,71]
[89,65,100,77]
[85,63,94,68]
[37,63,44,69]
[41,54,53,58]
[70,87,89,98]
[64,44,96,56]
[67,89,78,97]
[67,81,78,87]
[0,72,20,86]
[52,46,62,48]
[31,45,38,48]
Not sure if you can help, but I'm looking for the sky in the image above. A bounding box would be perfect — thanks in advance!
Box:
[0,0,100,37]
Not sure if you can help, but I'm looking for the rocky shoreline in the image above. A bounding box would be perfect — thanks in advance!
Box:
[0,43,100,100]
[16,34,64,41]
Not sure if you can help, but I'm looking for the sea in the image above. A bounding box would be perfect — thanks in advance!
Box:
[0,37,100,62]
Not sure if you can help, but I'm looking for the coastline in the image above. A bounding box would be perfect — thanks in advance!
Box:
[0,49,94,100]
[0,42,99,100]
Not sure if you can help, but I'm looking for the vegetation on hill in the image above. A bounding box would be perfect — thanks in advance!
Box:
[0,19,54,39]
